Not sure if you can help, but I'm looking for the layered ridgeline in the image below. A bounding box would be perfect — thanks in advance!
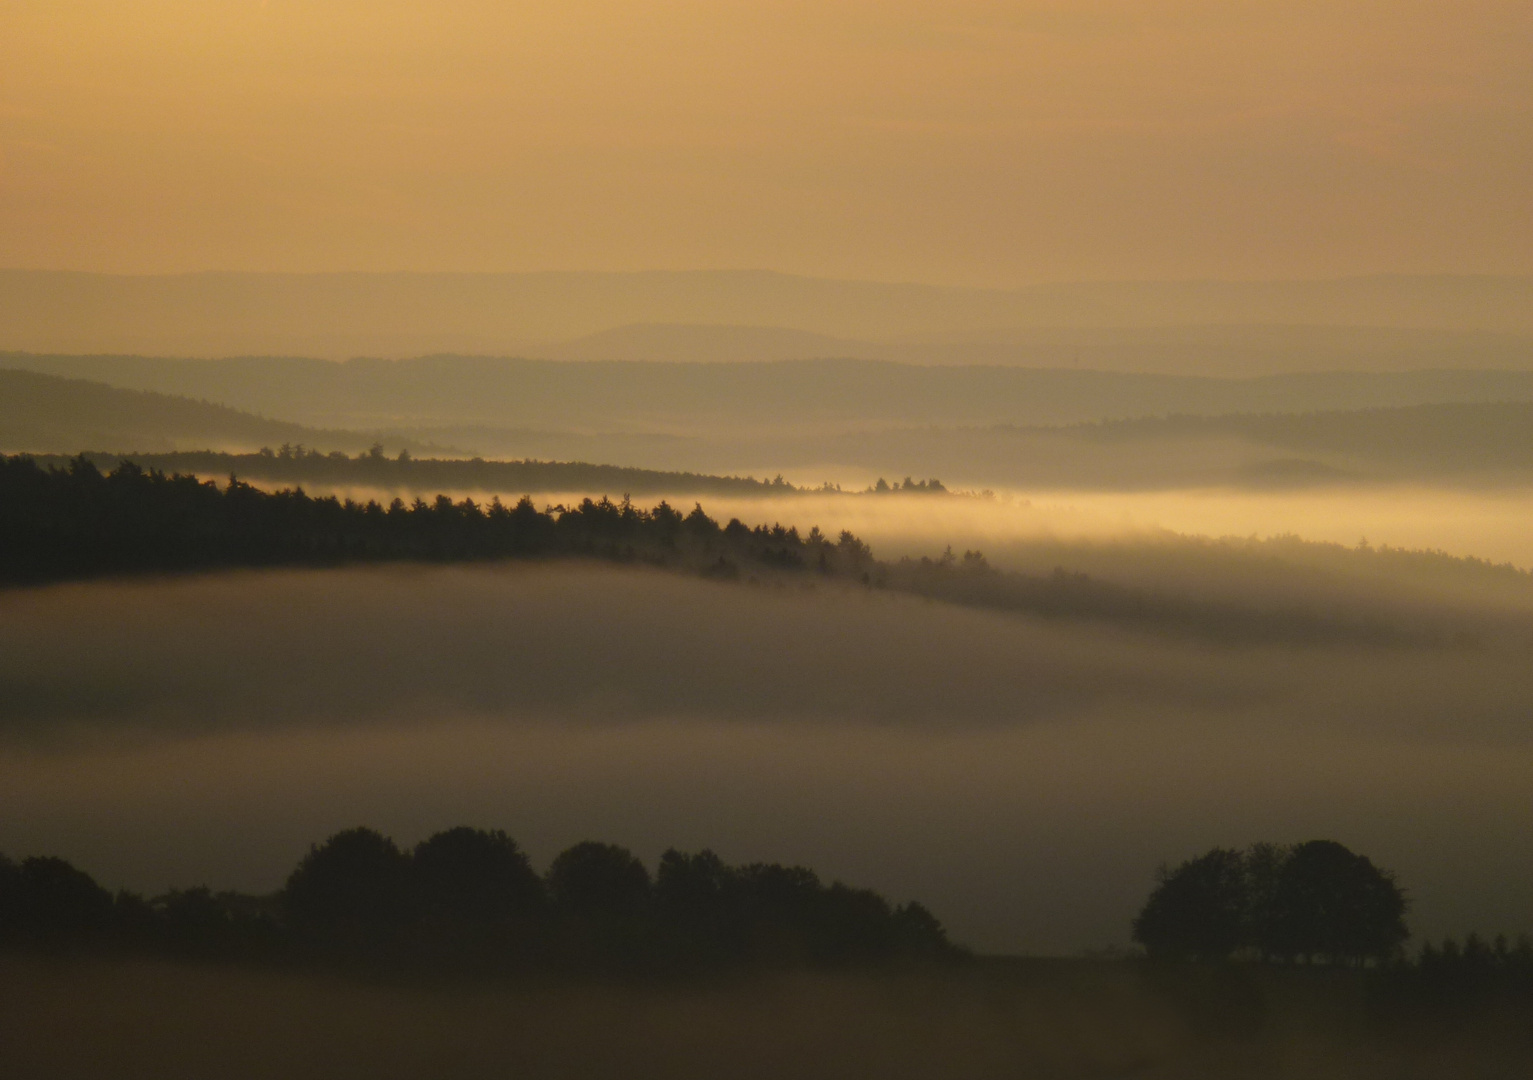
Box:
[0,827,954,974]
[4,270,1532,364]
[0,370,832,496]
[10,353,1533,432]
[819,403,1533,489]
[9,366,1533,489]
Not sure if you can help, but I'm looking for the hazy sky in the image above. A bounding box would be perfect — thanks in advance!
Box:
[4,1,1530,284]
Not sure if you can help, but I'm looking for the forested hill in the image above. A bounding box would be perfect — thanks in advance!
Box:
[0,456,1453,649]
[0,455,861,587]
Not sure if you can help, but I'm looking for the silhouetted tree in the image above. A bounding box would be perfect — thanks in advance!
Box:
[1132,848,1248,960]
[683,502,721,540]
[154,887,230,949]
[283,828,410,950]
[2,857,118,946]
[653,848,735,964]
[891,901,952,957]
[547,842,651,919]
[1242,841,1289,960]
[1261,839,1407,964]
[411,827,544,926]
[655,849,731,923]
[1134,840,1409,966]
[806,883,899,963]
[150,887,278,957]
[545,841,653,968]
[408,827,545,966]
[650,850,956,969]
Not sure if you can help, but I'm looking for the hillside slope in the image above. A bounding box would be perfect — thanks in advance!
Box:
[0,369,367,455]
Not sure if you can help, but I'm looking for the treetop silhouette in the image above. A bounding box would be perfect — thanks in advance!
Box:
[0,826,958,976]
[1133,840,1408,965]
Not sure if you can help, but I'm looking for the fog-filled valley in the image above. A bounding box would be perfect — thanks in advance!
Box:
[8,322,1533,963]
[9,2,1533,1070]
[8,307,1533,964]
[6,556,1533,958]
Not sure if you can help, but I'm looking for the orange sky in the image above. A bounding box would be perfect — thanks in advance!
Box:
[2,1,1530,284]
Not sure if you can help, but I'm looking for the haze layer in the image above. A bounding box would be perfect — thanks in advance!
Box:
[5,551,1532,955]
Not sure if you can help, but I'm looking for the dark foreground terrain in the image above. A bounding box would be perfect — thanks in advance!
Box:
[3,956,1530,1080]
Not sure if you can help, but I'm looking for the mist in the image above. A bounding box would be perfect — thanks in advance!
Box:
[170,480,1533,575]
[4,560,1532,954]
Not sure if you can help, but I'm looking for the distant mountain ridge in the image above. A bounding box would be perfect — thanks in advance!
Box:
[3,270,1531,365]
[536,322,1533,376]
[7,352,1533,434]
[7,366,1533,492]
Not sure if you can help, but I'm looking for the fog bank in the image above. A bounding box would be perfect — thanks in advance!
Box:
[3,563,1533,952]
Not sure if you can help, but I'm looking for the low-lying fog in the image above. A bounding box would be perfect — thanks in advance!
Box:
[668,486,1533,571]
[3,558,1532,955]
[277,481,1533,570]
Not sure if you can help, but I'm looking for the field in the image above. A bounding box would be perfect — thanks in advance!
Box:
[6,956,1532,1080]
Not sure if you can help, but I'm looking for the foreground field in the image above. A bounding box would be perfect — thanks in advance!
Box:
[3,956,1530,1080]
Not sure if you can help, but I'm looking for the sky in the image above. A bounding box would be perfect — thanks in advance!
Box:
[3,1,1531,285]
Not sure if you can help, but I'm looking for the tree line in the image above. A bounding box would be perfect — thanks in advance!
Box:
[1408,932,1533,1000]
[29,448,953,501]
[41,446,800,499]
[0,454,877,586]
[0,828,956,976]
[0,455,1429,648]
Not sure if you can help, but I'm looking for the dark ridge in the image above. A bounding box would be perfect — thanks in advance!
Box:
[0,454,871,587]
[0,455,1426,647]
[36,448,803,499]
